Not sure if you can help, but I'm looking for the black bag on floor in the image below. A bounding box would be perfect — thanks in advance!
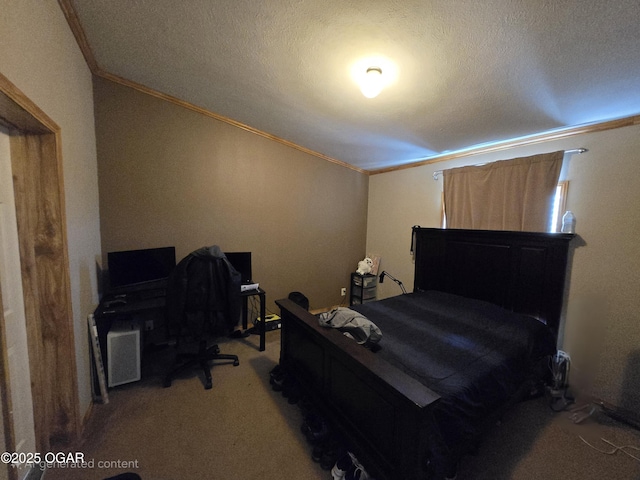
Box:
[288,291,309,310]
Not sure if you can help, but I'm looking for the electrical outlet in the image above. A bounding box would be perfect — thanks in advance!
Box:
[341,287,347,296]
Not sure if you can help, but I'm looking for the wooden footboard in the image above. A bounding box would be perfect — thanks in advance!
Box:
[276,298,441,480]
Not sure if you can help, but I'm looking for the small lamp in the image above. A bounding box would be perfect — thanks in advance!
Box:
[360,67,384,98]
[379,271,407,294]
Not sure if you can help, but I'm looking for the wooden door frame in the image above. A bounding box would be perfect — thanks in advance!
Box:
[0,72,80,462]
[0,290,14,480]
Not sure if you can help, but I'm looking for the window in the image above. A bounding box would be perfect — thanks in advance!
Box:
[442,152,563,231]
[441,180,569,233]
[549,181,569,233]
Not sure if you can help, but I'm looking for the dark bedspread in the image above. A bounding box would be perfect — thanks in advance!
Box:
[350,290,556,470]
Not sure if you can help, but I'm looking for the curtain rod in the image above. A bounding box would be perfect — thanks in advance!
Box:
[432,148,588,180]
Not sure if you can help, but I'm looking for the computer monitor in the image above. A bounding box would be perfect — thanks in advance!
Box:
[108,246,176,290]
[225,252,252,284]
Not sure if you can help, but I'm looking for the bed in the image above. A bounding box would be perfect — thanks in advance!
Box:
[275,227,574,480]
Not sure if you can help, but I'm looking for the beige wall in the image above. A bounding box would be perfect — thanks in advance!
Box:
[94,77,368,312]
[367,124,640,411]
[0,0,101,429]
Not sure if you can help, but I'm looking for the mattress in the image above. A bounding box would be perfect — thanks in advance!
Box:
[350,290,556,466]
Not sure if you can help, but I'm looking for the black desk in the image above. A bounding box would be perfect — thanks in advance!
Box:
[92,289,166,391]
[93,286,267,388]
[241,287,266,351]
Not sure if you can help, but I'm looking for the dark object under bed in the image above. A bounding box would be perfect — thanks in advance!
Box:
[277,228,574,480]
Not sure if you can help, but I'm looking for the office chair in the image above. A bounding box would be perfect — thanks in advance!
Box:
[163,245,241,389]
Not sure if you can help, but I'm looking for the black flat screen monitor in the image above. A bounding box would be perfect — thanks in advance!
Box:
[225,252,252,284]
[108,246,176,290]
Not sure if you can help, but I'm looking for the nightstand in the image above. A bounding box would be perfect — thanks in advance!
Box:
[350,272,377,305]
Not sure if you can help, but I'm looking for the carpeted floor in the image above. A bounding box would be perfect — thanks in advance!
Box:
[456,395,640,479]
[43,329,640,480]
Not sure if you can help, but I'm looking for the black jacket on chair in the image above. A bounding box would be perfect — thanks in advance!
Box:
[165,245,241,339]
[163,245,241,389]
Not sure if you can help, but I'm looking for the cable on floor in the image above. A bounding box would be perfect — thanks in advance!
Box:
[579,436,640,462]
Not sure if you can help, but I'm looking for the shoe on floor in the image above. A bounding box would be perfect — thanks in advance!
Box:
[331,452,353,480]
[346,465,369,480]
[228,329,250,338]
[345,452,370,480]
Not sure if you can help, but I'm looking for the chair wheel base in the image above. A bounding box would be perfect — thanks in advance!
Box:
[163,347,240,390]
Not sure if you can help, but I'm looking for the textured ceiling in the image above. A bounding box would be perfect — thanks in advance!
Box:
[69,0,640,171]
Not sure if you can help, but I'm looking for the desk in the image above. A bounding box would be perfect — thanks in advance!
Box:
[94,286,266,388]
[241,287,266,351]
[93,289,166,391]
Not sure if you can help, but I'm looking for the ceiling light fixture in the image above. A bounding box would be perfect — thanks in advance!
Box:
[360,67,384,98]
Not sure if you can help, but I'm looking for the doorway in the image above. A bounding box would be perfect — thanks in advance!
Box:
[0,73,80,479]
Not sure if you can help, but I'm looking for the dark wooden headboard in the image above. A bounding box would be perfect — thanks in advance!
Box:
[412,227,574,336]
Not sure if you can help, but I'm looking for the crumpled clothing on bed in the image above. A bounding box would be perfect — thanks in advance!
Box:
[318,307,382,346]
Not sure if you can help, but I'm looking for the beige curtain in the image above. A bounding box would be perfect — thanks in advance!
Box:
[443,151,563,232]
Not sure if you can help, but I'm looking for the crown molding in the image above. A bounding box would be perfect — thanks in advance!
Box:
[57,0,366,175]
[368,115,640,175]
[96,70,366,174]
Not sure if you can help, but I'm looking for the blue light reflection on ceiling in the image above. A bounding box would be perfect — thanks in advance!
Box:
[375,111,638,170]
